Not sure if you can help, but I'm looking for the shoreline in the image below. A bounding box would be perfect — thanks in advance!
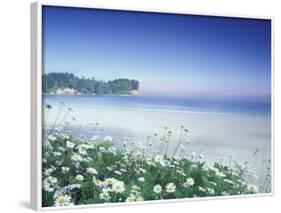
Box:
[43,97,271,118]
[59,103,271,117]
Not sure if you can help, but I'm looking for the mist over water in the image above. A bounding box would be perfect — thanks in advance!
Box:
[44,95,271,116]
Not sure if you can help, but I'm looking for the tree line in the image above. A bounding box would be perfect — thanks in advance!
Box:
[43,72,139,95]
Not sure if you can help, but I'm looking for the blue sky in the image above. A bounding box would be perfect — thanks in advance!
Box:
[43,6,271,101]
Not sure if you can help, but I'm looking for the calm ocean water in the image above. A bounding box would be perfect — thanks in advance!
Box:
[43,95,271,116]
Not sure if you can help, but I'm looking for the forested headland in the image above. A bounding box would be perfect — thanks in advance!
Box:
[43,72,139,95]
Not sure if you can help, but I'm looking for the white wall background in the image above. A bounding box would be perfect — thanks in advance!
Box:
[0,0,280,212]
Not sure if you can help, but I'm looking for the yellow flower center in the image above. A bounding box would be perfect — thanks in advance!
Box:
[58,197,65,203]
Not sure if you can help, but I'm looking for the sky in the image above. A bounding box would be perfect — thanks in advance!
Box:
[42,6,271,101]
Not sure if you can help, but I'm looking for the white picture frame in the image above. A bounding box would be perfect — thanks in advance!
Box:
[31,1,274,210]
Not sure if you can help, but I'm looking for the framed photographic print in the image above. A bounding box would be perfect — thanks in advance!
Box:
[31,1,273,210]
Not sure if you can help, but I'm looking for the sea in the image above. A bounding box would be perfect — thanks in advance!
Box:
[43,95,271,116]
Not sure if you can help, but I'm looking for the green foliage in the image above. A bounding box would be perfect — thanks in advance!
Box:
[42,131,259,208]
[43,72,139,95]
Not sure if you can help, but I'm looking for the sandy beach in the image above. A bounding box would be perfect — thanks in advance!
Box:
[45,102,271,187]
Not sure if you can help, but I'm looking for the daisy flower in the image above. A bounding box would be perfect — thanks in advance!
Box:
[78,147,87,155]
[99,188,111,201]
[114,170,122,175]
[75,175,84,182]
[154,154,164,164]
[61,167,70,174]
[112,180,125,193]
[71,153,83,162]
[199,186,206,192]
[166,183,176,193]
[86,167,98,175]
[247,184,259,193]
[153,184,162,194]
[48,135,56,142]
[183,177,195,187]
[43,176,58,192]
[54,194,73,207]
[66,141,75,149]
[93,177,103,187]
[53,152,62,157]
[138,177,145,182]
[216,171,226,178]
[126,194,136,202]
[207,188,215,195]
[104,178,116,185]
